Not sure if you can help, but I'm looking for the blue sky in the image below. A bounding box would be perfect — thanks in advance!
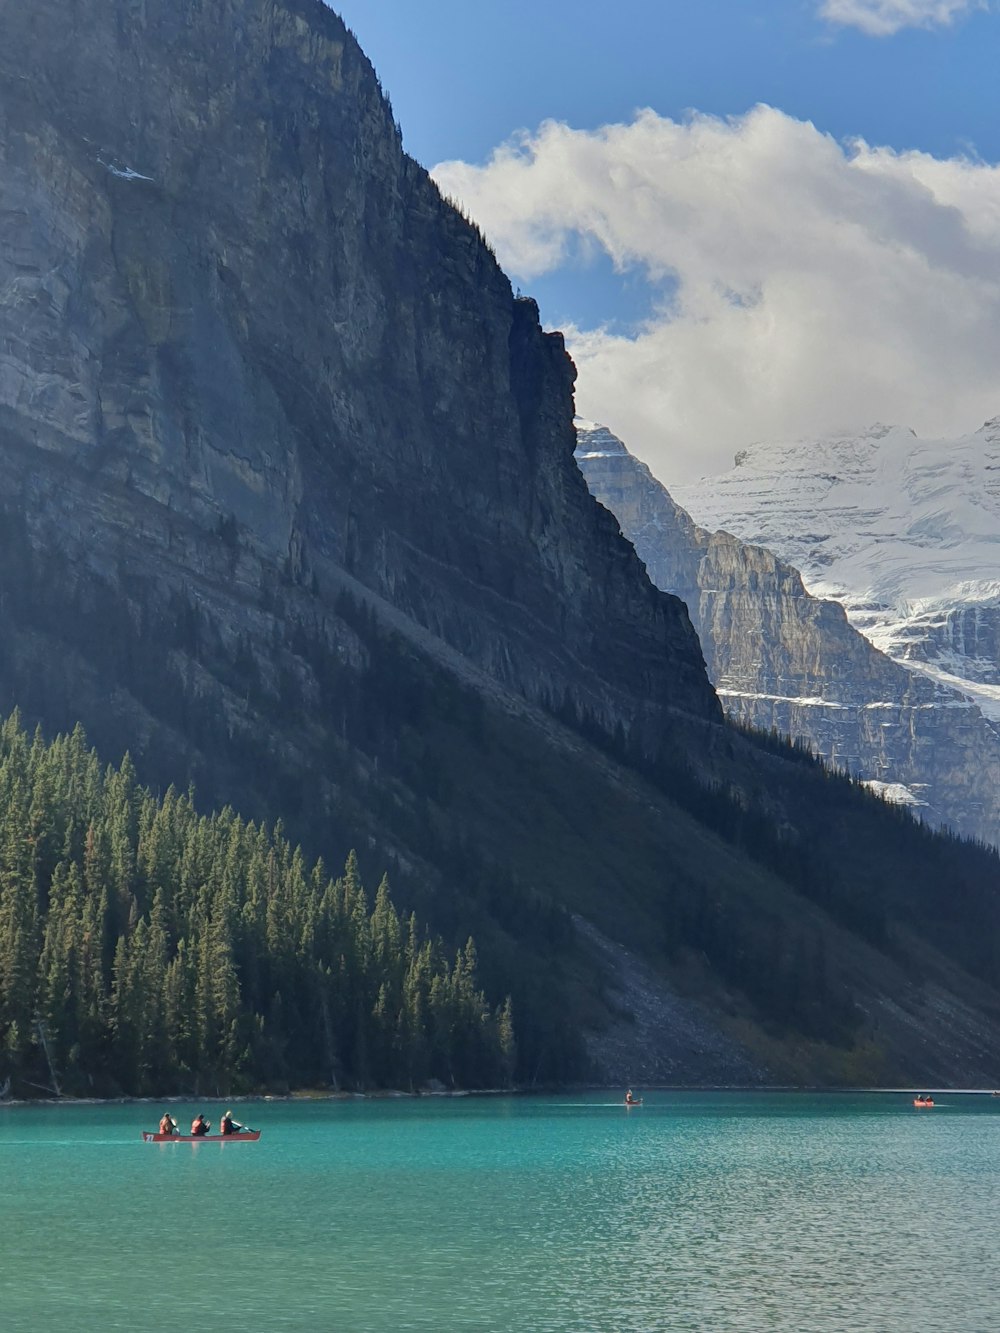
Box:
[336,1,998,169]
[332,1,1000,482]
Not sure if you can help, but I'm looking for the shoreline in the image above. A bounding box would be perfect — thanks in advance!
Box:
[3,1084,998,1110]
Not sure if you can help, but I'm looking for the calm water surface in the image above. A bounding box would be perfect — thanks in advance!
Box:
[2,1091,998,1331]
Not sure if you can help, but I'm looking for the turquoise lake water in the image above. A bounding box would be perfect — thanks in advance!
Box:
[2,1091,998,1331]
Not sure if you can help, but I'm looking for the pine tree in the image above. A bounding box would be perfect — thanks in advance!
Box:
[0,711,512,1096]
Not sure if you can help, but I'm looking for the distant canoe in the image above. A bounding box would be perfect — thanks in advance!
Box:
[142,1130,261,1142]
[912,1099,934,1108]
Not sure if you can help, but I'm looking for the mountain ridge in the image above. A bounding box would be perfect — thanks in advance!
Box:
[575,420,1000,844]
[1,0,1000,1086]
[675,419,1000,722]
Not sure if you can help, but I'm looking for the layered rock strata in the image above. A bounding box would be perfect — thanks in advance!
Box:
[1,0,999,1085]
[0,0,716,749]
[675,421,1000,724]
[576,422,1000,843]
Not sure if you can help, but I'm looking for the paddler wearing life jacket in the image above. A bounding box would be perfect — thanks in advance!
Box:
[159,1113,177,1136]
[191,1113,211,1136]
[220,1110,245,1136]
[625,1089,639,1105]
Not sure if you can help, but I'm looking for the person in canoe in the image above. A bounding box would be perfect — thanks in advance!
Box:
[191,1113,211,1136]
[159,1112,178,1136]
[625,1089,641,1106]
[220,1110,246,1136]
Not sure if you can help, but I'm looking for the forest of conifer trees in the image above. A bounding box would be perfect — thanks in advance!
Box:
[0,713,514,1098]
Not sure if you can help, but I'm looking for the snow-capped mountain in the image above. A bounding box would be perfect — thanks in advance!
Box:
[576,419,1000,845]
[674,420,1000,721]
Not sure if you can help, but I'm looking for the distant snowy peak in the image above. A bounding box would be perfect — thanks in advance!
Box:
[574,416,1000,843]
[730,422,913,476]
[574,418,629,459]
[677,419,1000,607]
[674,418,1000,712]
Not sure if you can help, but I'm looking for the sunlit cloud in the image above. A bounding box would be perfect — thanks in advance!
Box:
[818,0,987,37]
[433,107,1000,485]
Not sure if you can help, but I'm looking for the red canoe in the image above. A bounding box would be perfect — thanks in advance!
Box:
[142,1130,261,1142]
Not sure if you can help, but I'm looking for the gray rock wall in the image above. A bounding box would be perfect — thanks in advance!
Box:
[0,0,718,756]
[576,424,1000,844]
[0,0,998,1087]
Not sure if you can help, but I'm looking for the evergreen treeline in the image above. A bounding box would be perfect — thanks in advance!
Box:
[0,713,514,1098]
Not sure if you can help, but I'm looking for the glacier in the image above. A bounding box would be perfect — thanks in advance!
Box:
[675,419,1000,720]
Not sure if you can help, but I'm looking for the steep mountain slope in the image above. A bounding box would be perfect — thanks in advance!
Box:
[576,422,1000,844]
[675,422,1000,723]
[0,0,716,739]
[1,0,999,1087]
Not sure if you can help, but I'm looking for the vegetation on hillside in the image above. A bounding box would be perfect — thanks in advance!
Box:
[0,713,514,1098]
[4,504,1000,1086]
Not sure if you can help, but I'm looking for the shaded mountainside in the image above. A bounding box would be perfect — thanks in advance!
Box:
[576,423,1000,845]
[0,0,999,1088]
[0,0,714,739]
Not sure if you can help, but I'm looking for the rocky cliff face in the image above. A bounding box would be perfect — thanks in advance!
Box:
[0,0,715,748]
[576,422,1000,843]
[0,0,728,1083]
[2,0,1000,1087]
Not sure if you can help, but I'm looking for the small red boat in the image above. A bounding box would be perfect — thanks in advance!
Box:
[913,1099,934,1108]
[142,1130,261,1142]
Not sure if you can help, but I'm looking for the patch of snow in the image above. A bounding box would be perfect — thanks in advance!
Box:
[897,661,1000,723]
[674,419,1000,691]
[718,689,846,709]
[862,780,926,808]
[98,158,154,182]
[574,419,628,458]
[717,688,974,713]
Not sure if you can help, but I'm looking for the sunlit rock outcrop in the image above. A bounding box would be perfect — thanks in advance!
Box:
[577,421,1000,844]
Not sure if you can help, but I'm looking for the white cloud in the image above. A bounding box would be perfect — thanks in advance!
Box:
[432,108,1000,485]
[819,0,986,36]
